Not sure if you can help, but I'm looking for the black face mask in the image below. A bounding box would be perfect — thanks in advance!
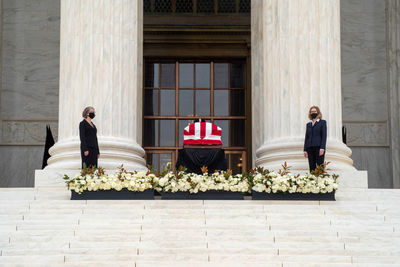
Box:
[88,112,95,119]
[311,113,318,119]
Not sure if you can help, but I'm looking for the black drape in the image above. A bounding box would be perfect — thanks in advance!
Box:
[42,125,55,169]
[176,148,227,174]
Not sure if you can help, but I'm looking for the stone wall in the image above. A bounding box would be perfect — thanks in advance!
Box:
[387,0,400,189]
[341,0,393,188]
[0,0,60,186]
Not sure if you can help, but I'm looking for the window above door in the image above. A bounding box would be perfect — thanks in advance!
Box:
[144,0,250,15]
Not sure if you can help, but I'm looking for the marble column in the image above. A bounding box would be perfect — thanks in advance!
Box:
[251,0,354,171]
[46,0,146,171]
[387,0,400,188]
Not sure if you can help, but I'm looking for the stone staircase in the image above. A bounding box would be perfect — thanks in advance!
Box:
[1,185,400,266]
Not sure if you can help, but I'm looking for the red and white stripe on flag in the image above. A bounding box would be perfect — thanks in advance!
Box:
[183,122,222,145]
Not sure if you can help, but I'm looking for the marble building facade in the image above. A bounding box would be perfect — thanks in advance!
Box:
[0,0,399,188]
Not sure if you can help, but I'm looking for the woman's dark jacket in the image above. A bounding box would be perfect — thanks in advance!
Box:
[79,119,100,154]
[303,119,327,151]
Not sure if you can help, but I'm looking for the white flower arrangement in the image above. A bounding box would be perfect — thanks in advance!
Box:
[64,166,156,194]
[64,162,338,195]
[251,163,339,194]
[154,169,250,194]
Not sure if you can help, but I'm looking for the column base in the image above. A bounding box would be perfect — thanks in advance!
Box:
[45,136,147,171]
[255,138,355,171]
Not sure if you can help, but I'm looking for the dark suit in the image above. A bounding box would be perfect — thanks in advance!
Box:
[79,119,100,168]
[304,119,327,172]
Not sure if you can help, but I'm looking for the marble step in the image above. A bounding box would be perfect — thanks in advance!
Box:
[5,220,394,235]
[283,264,400,267]
[11,220,80,226]
[30,200,305,206]
[0,247,138,256]
[1,240,350,251]
[0,255,359,265]
[7,235,141,243]
[137,247,280,255]
[136,264,400,267]
[0,247,281,257]
[0,225,17,232]
[39,255,343,265]
[34,193,71,200]
[134,247,350,257]
[0,192,35,200]
[3,211,347,222]
[0,230,75,238]
[66,253,400,264]
[338,234,400,243]
[210,229,338,237]
[279,247,400,257]
[2,229,359,243]
[14,262,399,267]
[0,210,36,215]
[352,256,400,264]
[0,215,24,221]
[207,254,352,263]
[9,216,394,228]
[28,262,278,267]
[5,263,136,267]
[6,234,393,246]
[270,224,392,232]
[15,224,142,231]
[206,241,346,250]
[136,263,280,267]
[273,235,340,242]
[1,228,340,236]
[0,255,65,265]
[64,253,208,262]
[330,219,391,226]
[5,233,395,246]
[135,255,400,265]
[0,201,384,210]
[21,214,144,220]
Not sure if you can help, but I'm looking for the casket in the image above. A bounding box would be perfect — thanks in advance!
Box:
[183,122,222,146]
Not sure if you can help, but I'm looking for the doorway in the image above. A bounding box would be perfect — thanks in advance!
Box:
[143,60,248,174]
[143,0,251,173]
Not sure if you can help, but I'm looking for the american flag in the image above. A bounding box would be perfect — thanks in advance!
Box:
[183,122,222,145]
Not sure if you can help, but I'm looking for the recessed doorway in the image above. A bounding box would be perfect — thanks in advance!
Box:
[143,0,251,173]
[143,60,248,174]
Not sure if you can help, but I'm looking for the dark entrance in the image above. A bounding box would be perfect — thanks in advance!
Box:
[143,0,251,174]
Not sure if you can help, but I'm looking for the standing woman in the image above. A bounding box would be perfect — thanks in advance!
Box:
[303,106,327,172]
[79,107,100,169]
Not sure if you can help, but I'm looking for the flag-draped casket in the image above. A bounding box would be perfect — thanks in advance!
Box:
[183,122,222,146]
